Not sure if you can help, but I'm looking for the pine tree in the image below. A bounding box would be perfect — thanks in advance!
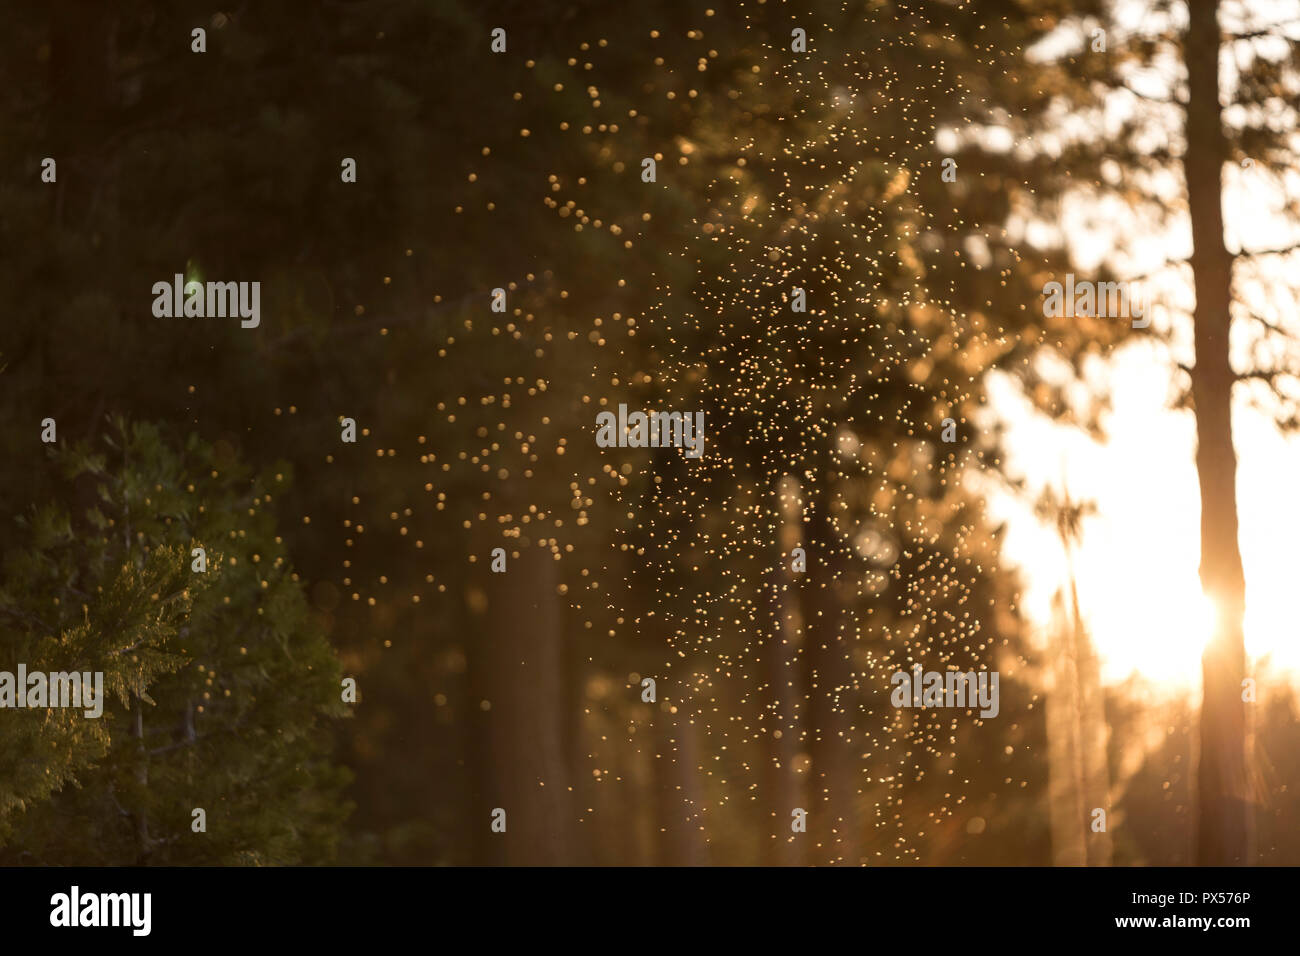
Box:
[976,0,1300,865]
[0,418,350,864]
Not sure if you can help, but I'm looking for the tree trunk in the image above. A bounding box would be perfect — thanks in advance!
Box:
[1073,590,1113,867]
[761,475,807,865]
[49,1,121,443]
[1045,592,1087,866]
[1045,572,1113,866]
[131,696,151,862]
[1183,0,1252,866]
[800,484,863,864]
[471,541,574,865]
[651,700,710,866]
[50,1,116,226]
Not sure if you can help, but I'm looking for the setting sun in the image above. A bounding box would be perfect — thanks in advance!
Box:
[991,347,1300,690]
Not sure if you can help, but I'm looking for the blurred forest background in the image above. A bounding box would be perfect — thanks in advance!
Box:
[1,0,1298,866]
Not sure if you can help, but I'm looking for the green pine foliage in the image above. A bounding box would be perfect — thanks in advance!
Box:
[0,418,351,864]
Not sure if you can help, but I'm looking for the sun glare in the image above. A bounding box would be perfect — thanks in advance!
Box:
[989,350,1300,693]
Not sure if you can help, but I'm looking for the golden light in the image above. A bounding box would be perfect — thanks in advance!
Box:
[988,348,1300,692]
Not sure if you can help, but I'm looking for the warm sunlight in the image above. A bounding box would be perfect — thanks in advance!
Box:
[990,344,1300,689]
[11,0,1300,888]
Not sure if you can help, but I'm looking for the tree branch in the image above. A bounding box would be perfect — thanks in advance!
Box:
[1234,241,1300,258]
